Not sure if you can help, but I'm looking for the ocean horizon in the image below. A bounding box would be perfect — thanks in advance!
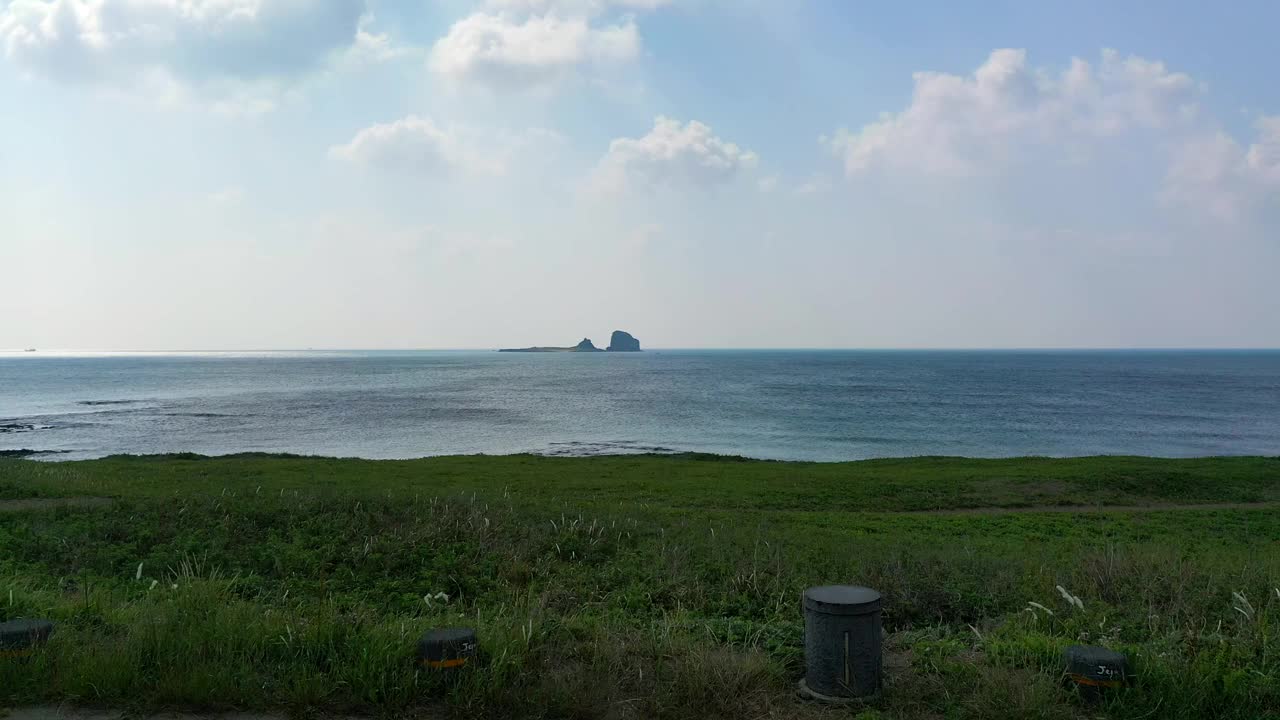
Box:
[6,347,1280,354]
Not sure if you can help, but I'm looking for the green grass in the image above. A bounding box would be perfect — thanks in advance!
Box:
[1,453,1279,718]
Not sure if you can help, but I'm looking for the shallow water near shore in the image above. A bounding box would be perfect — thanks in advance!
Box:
[1,349,1278,461]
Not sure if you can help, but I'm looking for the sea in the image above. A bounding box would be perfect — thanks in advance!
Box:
[2,350,1279,461]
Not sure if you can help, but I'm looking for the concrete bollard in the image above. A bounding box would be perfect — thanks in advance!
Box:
[799,586,882,702]
[417,627,478,669]
[1065,645,1128,701]
[0,619,55,659]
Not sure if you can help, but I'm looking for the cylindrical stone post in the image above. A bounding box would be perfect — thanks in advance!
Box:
[417,627,478,669]
[0,619,55,659]
[800,585,882,701]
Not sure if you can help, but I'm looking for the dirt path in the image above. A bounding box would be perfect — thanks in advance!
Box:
[904,501,1278,516]
[0,497,114,513]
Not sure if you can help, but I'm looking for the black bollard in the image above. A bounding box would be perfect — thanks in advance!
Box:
[1065,645,1127,701]
[799,586,882,702]
[417,627,478,669]
[0,619,55,659]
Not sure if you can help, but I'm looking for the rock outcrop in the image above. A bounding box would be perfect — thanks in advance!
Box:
[606,331,641,352]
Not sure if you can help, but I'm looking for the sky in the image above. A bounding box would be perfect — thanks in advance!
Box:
[1,0,1278,350]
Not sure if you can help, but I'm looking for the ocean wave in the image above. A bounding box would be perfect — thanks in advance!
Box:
[0,449,71,458]
[0,422,53,433]
[78,399,144,406]
[539,440,681,457]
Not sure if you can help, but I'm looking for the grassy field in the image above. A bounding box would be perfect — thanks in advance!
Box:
[1,453,1278,719]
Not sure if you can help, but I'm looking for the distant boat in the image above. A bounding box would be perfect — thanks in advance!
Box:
[23,348,36,352]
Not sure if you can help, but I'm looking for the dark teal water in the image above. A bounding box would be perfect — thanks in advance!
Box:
[1,350,1278,460]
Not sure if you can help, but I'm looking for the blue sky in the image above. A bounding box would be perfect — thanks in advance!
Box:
[2,0,1277,349]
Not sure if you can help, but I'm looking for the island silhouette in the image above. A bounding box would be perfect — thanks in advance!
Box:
[500,330,641,353]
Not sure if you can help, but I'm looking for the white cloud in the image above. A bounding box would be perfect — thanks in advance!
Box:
[1164,116,1280,222]
[342,13,418,66]
[828,48,1277,225]
[1249,117,1280,182]
[486,0,672,12]
[329,116,563,178]
[329,115,506,177]
[592,116,758,193]
[0,0,366,100]
[428,0,669,91]
[428,11,639,90]
[828,49,1199,177]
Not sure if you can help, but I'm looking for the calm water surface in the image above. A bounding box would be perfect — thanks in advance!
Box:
[1,350,1278,461]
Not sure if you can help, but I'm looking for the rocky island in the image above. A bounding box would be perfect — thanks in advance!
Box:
[606,330,641,352]
[500,331,642,353]
[499,338,602,353]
